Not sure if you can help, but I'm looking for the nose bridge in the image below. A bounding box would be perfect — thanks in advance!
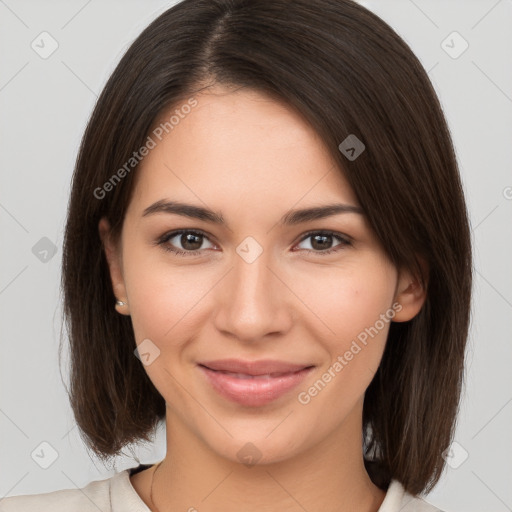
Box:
[214,237,289,340]
[235,245,271,299]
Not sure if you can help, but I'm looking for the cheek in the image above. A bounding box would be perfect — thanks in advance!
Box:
[297,259,396,397]
[322,264,395,393]
[122,247,214,344]
[297,258,396,343]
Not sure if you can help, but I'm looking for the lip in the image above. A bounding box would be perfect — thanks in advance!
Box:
[199,358,312,375]
[197,359,315,407]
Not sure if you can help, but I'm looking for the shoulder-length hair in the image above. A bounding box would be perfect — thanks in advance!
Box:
[60,0,472,495]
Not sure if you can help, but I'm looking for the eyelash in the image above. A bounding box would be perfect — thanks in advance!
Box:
[156,229,352,257]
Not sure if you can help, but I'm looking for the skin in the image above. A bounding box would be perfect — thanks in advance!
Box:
[99,84,428,512]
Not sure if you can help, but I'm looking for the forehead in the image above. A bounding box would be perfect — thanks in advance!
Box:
[130,85,359,214]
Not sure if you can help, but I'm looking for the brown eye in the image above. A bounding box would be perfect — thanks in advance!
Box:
[296,231,351,256]
[177,232,203,251]
[157,230,215,255]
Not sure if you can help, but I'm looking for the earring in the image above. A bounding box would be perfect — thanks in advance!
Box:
[116,300,128,307]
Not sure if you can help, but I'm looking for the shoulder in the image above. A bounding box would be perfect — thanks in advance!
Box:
[0,470,130,512]
[379,480,446,512]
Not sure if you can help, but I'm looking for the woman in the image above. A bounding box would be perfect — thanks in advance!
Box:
[1,0,472,510]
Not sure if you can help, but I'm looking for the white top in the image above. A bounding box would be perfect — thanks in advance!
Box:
[0,466,444,511]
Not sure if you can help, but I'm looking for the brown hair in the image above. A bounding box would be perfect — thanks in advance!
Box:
[60,0,472,495]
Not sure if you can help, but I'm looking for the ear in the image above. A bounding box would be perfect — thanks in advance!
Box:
[98,217,130,316]
[392,257,428,322]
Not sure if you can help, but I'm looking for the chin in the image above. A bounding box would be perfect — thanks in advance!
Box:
[201,425,313,468]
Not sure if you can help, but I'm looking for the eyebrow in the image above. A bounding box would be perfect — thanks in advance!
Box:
[142,199,364,226]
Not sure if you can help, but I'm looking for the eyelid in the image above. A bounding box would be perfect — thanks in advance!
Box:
[155,228,217,250]
[156,228,352,257]
[296,229,353,245]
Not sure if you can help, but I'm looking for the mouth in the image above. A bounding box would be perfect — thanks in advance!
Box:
[197,360,315,407]
[203,369,304,379]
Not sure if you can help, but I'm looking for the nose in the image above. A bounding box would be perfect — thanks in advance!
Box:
[213,243,293,344]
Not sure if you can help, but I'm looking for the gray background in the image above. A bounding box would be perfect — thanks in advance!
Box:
[1,1,511,510]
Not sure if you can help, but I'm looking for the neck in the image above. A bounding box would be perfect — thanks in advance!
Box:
[147,404,386,512]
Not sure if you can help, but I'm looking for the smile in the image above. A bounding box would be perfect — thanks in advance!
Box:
[197,364,315,407]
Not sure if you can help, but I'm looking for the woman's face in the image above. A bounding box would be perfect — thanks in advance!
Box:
[100,85,424,465]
